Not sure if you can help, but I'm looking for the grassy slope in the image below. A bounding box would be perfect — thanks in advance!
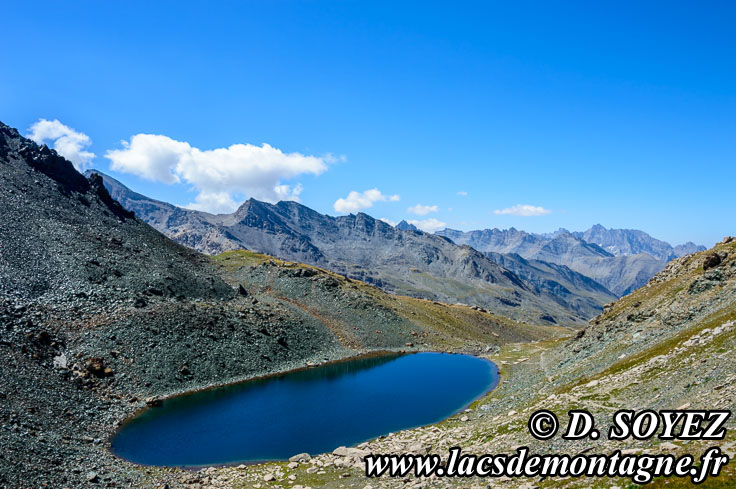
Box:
[213,250,565,351]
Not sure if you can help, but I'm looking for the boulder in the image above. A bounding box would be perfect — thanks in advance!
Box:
[660,441,679,451]
[407,443,430,455]
[145,396,163,407]
[289,453,311,463]
[85,357,112,377]
[703,253,722,270]
[36,331,52,345]
[323,277,340,288]
[332,446,349,457]
[53,352,68,369]
[332,446,370,460]
[147,287,164,296]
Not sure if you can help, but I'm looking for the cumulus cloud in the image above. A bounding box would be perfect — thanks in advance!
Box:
[493,204,551,216]
[457,191,468,196]
[378,217,398,226]
[333,189,400,214]
[407,204,438,216]
[185,191,240,215]
[105,134,189,184]
[405,218,447,233]
[105,133,330,213]
[27,119,95,171]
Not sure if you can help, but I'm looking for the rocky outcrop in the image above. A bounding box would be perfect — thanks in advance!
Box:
[703,252,723,270]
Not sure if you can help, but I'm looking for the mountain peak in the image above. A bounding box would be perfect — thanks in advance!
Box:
[396,220,419,231]
[1,121,90,194]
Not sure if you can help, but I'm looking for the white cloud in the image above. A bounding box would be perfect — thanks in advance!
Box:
[106,133,330,213]
[333,189,400,214]
[493,204,551,216]
[27,119,95,171]
[185,191,239,215]
[457,191,468,196]
[407,204,438,216]
[106,134,188,184]
[273,183,303,202]
[406,218,447,233]
[378,217,398,226]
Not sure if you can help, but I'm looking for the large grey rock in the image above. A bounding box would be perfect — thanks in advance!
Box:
[332,446,370,459]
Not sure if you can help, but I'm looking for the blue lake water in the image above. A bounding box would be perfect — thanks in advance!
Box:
[111,352,498,467]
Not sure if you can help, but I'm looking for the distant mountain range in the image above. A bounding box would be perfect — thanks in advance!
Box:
[436,226,704,296]
[91,171,622,325]
[91,171,703,323]
[569,224,703,261]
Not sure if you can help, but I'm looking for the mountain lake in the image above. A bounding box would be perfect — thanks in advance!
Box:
[111,352,498,467]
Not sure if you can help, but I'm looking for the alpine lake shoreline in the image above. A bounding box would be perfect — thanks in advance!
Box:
[101,344,511,488]
[108,350,501,470]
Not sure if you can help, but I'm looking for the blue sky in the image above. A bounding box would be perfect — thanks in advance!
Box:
[2,1,734,246]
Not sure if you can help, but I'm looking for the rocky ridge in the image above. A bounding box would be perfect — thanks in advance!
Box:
[571,223,705,260]
[437,226,704,296]
[92,171,609,325]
